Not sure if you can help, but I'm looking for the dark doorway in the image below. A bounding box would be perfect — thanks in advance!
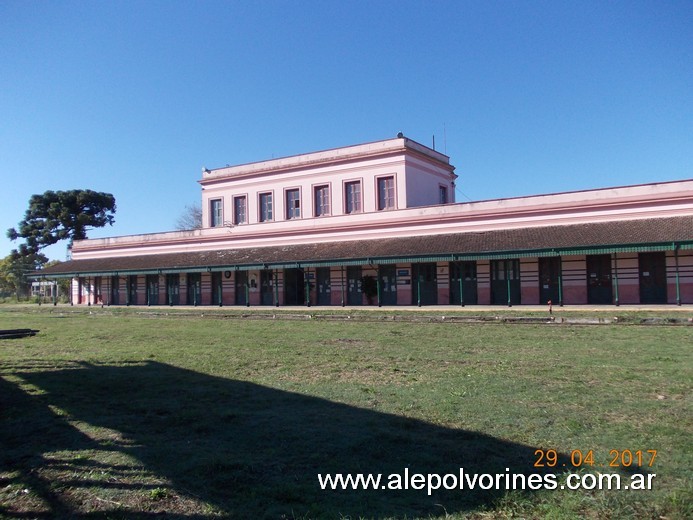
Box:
[260,270,274,306]
[412,263,438,306]
[284,268,305,306]
[166,274,180,306]
[235,271,248,306]
[146,275,159,305]
[128,275,138,305]
[346,266,362,306]
[94,277,103,305]
[316,267,331,306]
[110,275,120,305]
[639,252,667,304]
[538,257,561,305]
[378,265,397,306]
[490,260,521,305]
[586,254,612,304]
[449,261,478,305]
[187,273,201,306]
[211,272,222,306]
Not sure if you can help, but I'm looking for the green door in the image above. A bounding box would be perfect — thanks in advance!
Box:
[128,275,138,305]
[110,276,120,305]
[186,273,201,305]
[260,270,274,305]
[586,255,612,304]
[284,269,305,306]
[346,266,362,306]
[490,260,521,305]
[316,267,331,305]
[539,257,561,305]
[378,265,397,305]
[412,263,438,306]
[166,274,179,305]
[449,261,478,305]
[639,252,667,304]
[146,275,159,305]
[235,271,248,306]
[211,272,222,306]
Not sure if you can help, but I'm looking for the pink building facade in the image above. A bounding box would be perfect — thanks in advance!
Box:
[39,136,693,306]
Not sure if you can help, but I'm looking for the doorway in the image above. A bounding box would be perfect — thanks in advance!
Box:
[639,252,667,304]
[538,257,561,305]
[449,261,478,305]
[412,263,438,305]
[490,259,520,305]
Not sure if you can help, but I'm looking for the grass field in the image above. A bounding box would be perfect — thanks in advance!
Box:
[0,306,691,519]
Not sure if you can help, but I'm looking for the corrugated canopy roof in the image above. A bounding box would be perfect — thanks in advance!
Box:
[35,216,693,278]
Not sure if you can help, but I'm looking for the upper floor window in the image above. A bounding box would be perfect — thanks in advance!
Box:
[259,192,273,222]
[286,189,301,219]
[314,185,330,217]
[439,186,448,204]
[210,199,223,227]
[345,181,361,214]
[377,176,395,211]
[233,195,247,225]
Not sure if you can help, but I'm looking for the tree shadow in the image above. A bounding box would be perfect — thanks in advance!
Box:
[4,361,574,519]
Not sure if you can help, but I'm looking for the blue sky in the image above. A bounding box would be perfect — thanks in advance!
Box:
[1,0,691,261]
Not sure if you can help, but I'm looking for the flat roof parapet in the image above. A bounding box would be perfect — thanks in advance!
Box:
[200,137,452,182]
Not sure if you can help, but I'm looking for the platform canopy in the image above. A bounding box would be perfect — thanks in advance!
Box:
[34,216,693,278]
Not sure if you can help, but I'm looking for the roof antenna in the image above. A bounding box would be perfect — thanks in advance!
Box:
[432,134,436,150]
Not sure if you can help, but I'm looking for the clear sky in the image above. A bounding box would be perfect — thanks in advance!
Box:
[1,0,691,261]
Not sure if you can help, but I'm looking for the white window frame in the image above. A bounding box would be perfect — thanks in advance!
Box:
[376,175,396,211]
[233,195,247,225]
[210,198,223,227]
[285,188,301,220]
[344,180,362,214]
[259,192,273,222]
[314,184,331,217]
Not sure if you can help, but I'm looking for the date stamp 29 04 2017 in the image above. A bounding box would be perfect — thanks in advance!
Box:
[534,449,657,469]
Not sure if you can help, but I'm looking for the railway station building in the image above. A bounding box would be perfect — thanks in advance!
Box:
[38,136,693,306]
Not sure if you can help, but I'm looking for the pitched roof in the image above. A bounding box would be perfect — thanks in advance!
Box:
[36,216,693,277]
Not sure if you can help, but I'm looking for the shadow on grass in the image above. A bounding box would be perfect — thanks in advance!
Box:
[3,361,571,519]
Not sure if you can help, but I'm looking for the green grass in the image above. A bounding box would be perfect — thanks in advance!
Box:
[0,306,691,519]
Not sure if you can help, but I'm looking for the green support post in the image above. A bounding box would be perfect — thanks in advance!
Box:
[613,253,620,306]
[377,268,382,307]
[305,268,311,307]
[274,269,279,307]
[417,269,422,307]
[341,266,345,307]
[558,272,563,307]
[674,246,681,306]
[459,266,464,307]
